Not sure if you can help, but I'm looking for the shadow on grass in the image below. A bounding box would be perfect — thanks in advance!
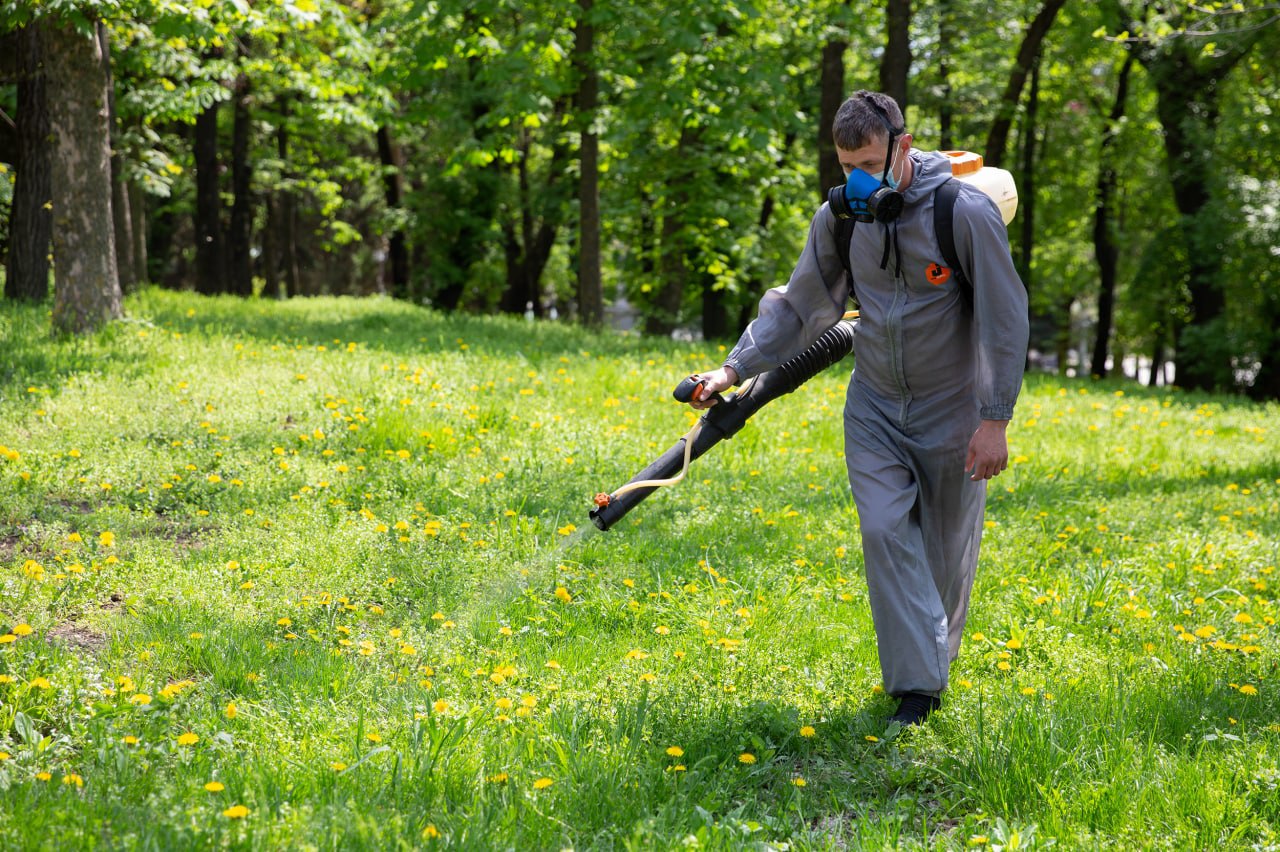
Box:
[127,288,683,363]
[0,299,152,396]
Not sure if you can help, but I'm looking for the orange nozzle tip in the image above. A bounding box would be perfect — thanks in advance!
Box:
[593,493,612,508]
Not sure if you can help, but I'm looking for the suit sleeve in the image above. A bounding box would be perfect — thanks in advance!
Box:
[956,192,1029,421]
[723,204,851,381]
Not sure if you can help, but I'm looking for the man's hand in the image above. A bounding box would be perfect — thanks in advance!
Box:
[965,419,1009,481]
[688,365,739,410]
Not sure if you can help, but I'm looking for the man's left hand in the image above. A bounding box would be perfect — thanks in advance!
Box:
[966,419,1009,481]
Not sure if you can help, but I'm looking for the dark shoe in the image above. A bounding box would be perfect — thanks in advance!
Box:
[889,691,941,727]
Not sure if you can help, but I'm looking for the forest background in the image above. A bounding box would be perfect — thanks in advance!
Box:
[1,0,1278,396]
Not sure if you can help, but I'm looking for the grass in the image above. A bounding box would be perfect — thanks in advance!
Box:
[0,287,1277,849]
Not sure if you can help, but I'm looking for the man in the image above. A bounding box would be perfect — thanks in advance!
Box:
[689,90,1028,727]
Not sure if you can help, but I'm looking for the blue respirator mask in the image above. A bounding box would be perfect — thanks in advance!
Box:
[828,96,906,224]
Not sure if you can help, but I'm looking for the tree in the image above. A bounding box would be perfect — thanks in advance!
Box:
[1089,51,1135,378]
[4,23,53,302]
[44,14,122,334]
[574,0,603,328]
[1109,2,1272,391]
[880,0,912,113]
[983,0,1069,168]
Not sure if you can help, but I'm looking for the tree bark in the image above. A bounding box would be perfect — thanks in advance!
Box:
[1089,52,1134,379]
[647,125,698,337]
[5,23,53,302]
[98,22,136,293]
[879,0,912,114]
[376,125,411,299]
[228,72,254,297]
[1018,50,1040,293]
[818,34,847,199]
[983,0,1069,169]
[128,179,147,283]
[194,96,226,294]
[1143,45,1232,391]
[276,97,300,298]
[938,0,954,150]
[575,0,603,328]
[498,129,569,316]
[45,18,122,333]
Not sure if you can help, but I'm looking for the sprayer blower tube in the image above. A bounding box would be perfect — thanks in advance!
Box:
[589,320,857,531]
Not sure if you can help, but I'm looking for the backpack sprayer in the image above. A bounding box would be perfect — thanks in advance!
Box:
[589,315,858,531]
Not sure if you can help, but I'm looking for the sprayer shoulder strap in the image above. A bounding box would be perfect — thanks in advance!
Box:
[835,216,858,306]
[933,179,972,305]
[834,179,972,309]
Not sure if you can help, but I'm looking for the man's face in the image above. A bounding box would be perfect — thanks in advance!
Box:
[837,133,912,181]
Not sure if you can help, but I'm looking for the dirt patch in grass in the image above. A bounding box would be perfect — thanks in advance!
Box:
[47,622,110,655]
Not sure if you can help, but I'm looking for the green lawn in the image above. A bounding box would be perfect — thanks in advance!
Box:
[1,289,1277,849]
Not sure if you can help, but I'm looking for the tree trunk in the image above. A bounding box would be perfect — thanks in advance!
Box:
[45,18,122,333]
[194,97,226,295]
[499,121,571,316]
[575,0,603,328]
[818,34,847,199]
[129,179,147,284]
[880,0,912,114]
[1144,47,1231,391]
[98,22,136,294]
[983,0,1068,168]
[1089,52,1134,379]
[228,73,254,297]
[376,125,411,300]
[5,23,53,302]
[1017,50,1039,292]
[647,126,697,337]
[276,98,300,299]
[938,0,954,150]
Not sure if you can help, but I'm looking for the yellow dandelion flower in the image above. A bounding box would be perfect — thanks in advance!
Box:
[533,777,554,790]
[1005,638,1023,650]
[176,732,199,746]
[554,587,572,603]
[423,824,440,839]
[666,746,684,758]
[222,805,250,819]
[12,624,33,636]
[29,677,52,690]
[330,762,347,771]
[62,773,84,787]
[432,699,450,714]
[793,777,807,787]
[122,736,139,746]
[799,725,816,738]
[865,735,879,743]
[366,732,382,743]
[738,753,757,765]
[204,781,225,792]
[0,751,9,761]
[1234,613,1254,624]
[99,531,116,547]
[1239,684,1258,696]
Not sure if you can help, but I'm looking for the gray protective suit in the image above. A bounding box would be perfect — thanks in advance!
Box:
[723,150,1029,696]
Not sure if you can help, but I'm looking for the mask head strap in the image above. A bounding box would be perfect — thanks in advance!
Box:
[860,94,904,178]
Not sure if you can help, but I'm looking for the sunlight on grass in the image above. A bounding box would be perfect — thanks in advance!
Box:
[0,289,1277,848]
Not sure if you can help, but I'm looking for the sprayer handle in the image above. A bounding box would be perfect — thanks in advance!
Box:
[673,375,725,406]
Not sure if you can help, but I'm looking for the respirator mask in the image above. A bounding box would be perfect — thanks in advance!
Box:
[827,96,906,224]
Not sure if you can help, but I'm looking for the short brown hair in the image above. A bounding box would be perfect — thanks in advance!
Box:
[832,91,905,151]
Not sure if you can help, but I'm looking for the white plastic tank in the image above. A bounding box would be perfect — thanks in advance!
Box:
[939,150,1018,225]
